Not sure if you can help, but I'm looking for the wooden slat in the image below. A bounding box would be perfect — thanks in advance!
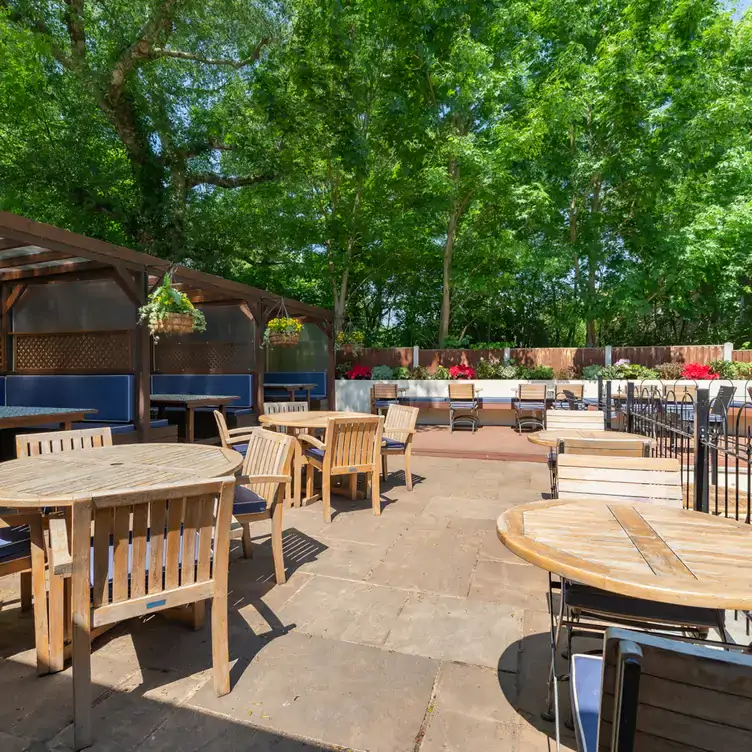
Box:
[164,497,184,590]
[196,496,214,583]
[111,505,131,602]
[91,508,112,608]
[130,504,148,599]
[181,496,200,587]
[147,500,166,594]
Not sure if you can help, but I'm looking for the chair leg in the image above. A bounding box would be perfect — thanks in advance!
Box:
[349,473,358,501]
[241,522,253,559]
[322,472,332,523]
[190,601,206,630]
[404,449,413,491]
[306,462,315,501]
[48,570,65,673]
[20,570,32,612]
[211,595,230,696]
[271,502,286,585]
[381,454,388,481]
[371,469,381,515]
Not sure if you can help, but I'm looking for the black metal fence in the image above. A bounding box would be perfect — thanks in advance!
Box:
[597,377,752,522]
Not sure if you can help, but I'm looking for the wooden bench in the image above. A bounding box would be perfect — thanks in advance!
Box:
[546,409,605,431]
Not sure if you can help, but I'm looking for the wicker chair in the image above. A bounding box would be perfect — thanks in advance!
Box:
[381,404,419,490]
[448,383,479,432]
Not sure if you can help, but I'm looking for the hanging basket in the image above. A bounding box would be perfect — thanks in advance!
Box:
[267,330,300,347]
[152,313,196,336]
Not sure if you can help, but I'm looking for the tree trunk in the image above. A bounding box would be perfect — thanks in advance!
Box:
[438,205,459,347]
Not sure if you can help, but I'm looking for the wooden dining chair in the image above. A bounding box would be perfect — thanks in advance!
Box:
[213,410,252,457]
[381,404,419,490]
[16,427,113,458]
[45,477,236,750]
[233,428,295,584]
[569,628,752,752]
[448,382,479,432]
[371,383,400,415]
[513,383,547,432]
[299,415,384,523]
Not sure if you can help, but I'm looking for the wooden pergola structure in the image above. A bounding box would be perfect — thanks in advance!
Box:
[0,212,334,438]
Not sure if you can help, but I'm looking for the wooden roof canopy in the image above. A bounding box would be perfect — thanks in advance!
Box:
[0,211,332,322]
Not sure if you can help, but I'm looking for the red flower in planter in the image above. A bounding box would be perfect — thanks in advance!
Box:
[680,363,718,380]
[449,364,476,380]
[346,365,372,380]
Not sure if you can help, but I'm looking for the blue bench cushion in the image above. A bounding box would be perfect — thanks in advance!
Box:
[383,437,406,451]
[233,486,268,516]
[6,374,133,422]
[71,419,170,435]
[151,374,254,407]
[571,654,602,752]
[0,525,31,564]
[515,401,546,410]
[265,371,327,399]
[0,375,5,406]
[193,406,254,416]
[373,399,398,408]
[305,447,325,462]
[230,442,248,457]
[449,401,477,409]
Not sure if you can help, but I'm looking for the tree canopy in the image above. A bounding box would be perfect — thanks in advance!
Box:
[1,0,751,346]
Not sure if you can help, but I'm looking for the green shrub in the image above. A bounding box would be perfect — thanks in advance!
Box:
[336,361,352,379]
[735,361,752,378]
[433,365,450,380]
[709,360,752,379]
[408,365,430,380]
[581,364,605,380]
[469,341,515,350]
[602,363,658,380]
[526,365,554,379]
[371,365,394,380]
[498,364,519,378]
[475,357,501,379]
[393,366,411,379]
[655,362,683,380]
[555,366,578,380]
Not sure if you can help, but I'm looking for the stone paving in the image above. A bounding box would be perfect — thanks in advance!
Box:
[0,456,576,751]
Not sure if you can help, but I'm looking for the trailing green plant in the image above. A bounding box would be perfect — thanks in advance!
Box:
[336,329,365,351]
[581,365,605,380]
[655,362,684,380]
[394,366,411,379]
[138,275,206,341]
[371,365,394,380]
[433,365,450,380]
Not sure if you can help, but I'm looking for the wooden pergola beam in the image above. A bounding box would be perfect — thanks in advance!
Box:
[0,250,73,269]
[0,261,107,283]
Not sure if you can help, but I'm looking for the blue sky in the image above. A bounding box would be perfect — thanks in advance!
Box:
[730,0,751,18]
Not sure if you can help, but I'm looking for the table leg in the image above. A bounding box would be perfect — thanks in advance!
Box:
[29,517,50,675]
[306,388,312,408]
[186,407,195,443]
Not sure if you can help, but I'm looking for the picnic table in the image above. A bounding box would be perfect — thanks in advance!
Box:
[263,382,317,406]
[150,394,239,443]
[0,443,243,675]
[0,406,96,431]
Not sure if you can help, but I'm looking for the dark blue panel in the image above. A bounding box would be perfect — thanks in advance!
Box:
[264,371,327,399]
[6,375,133,422]
[383,437,406,451]
[70,419,170,434]
[0,524,31,564]
[570,654,602,752]
[0,376,5,406]
[233,485,268,515]
[151,374,254,407]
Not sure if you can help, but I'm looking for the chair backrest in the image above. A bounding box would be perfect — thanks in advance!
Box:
[70,477,236,627]
[555,383,584,401]
[711,384,736,417]
[664,383,696,401]
[598,628,752,751]
[372,383,399,400]
[323,416,383,472]
[17,427,113,458]
[384,404,419,441]
[213,410,232,449]
[241,428,296,503]
[448,382,475,401]
[546,410,605,430]
[518,384,547,401]
[558,437,651,458]
[263,401,309,415]
[557,455,682,505]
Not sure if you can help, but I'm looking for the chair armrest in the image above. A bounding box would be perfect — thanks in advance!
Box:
[384,428,415,438]
[236,474,292,486]
[227,426,253,436]
[47,516,72,577]
[298,434,326,450]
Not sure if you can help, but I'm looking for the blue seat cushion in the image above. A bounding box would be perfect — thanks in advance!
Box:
[515,401,546,410]
[382,437,406,451]
[373,399,398,408]
[305,447,325,462]
[6,374,133,422]
[233,486,268,516]
[230,442,248,457]
[571,653,602,752]
[0,525,31,564]
[450,401,476,409]
[71,419,170,435]
[226,407,254,416]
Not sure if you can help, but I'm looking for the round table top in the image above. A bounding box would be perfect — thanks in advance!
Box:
[527,429,651,448]
[497,498,752,610]
[259,410,372,430]
[0,443,243,507]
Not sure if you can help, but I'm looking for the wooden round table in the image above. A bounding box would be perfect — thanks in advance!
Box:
[497,498,752,610]
[0,443,243,506]
[527,429,651,449]
[259,411,372,505]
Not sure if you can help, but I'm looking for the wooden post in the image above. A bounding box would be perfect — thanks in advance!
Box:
[325,321,335,410]
[250,301,266,414]
[133,271,151,441]
[1,285,7,375]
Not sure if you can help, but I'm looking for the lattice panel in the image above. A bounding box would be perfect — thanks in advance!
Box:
[13,330,133,373]
[154,340,253,373]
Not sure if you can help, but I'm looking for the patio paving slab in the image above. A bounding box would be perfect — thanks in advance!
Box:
[315,508,410,547]
[383,593,523,671]
[276,577,409,646]
[368,526,483,596]
[419,709,519,752]
[187,631,439,752]
[468,560,550,611]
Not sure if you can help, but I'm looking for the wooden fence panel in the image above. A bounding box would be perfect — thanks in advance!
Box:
[612,345,722,367]
[336,347,413,370]
[733,351,752,363]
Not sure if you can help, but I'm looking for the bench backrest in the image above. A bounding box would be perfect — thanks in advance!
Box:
[448,382,475,401]
[263,401,309,415]
[151,374,253,407]
[372,383,399,401]
[597,628,752,751]
[17,427,113,458]
[264,371,327,399]
[517,384,547,401]
[557,455,682,505]
[558,437,650,458]
[546,410,605,430]
[6,374,133,422]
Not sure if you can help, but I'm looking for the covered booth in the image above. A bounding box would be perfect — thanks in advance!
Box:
[0,212,334,449]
